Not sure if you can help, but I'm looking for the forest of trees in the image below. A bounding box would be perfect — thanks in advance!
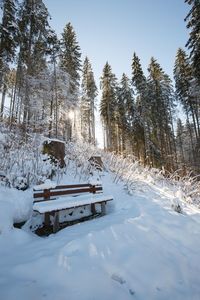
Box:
[0,0,96,142]
[0,0,199,175]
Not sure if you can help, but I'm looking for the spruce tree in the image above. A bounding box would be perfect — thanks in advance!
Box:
[147,57,175,170]
[117,73,135,154]
[132,53,150,164]
[18,0,51,74]
[174,48,199,145]
[132,53,146,94]
[0,0,18,116]
[81,56,97,144]
[17,0,52,125]
[174,48,192,111]
[100,62,118,151]
[60,22,81,104]
[119,73,134,129]
[46,30,61,138]
[59,22,82,140]
[185,0,200,82]
[176,118,185,166]
[185,119,196,166]
[0,0,18,87]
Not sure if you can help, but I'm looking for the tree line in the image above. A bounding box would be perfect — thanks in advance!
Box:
[0,0,199,174]
[100,0,200,174]
[0,0,97,143]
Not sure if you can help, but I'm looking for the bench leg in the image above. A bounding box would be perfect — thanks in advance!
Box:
[44,212,50,227]
[91,203,96,215]
[53,212,60,233]
[101,202,106,216]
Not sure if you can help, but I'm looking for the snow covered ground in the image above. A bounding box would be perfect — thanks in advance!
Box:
[0,170,200,300]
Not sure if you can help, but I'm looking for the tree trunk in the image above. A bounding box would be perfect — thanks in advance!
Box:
[186,111,196,164]
[0,83,6,117]
[48,94,54,138]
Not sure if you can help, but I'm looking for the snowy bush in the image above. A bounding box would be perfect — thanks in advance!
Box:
[0,126,59,189]
[65,141,200,209]
[13,176,28,191]
[65,141,103,181]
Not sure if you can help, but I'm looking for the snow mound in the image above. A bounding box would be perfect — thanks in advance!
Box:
[0,201,14,234]
[0,187,33,228]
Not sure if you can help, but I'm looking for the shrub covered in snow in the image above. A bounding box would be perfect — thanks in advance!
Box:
[65,141,200,209]
[64,141,103,181]
[0,126,59,189]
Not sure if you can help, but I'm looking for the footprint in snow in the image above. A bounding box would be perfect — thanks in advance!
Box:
[111,273,126,285]
[111,274,135,296]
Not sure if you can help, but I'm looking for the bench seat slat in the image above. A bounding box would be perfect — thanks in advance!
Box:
[33,194,113,214]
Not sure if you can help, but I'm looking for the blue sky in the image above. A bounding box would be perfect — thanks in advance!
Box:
[44,0,189,83]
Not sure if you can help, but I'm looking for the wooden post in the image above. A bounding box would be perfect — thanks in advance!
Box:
[91,203,96,215]
[91,185,96,214]
[101,202,106,215]
[92,185,96,194]
[53,211,60,233]
[44,212,50,227]
[44,189,50,227]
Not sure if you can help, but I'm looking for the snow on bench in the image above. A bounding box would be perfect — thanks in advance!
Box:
[33,194,113,214]
[33,180,57,191]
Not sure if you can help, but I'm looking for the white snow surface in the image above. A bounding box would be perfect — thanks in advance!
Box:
[33,194,113,213]
[0,187,32,228]
[33,179,57,191]
[0,171,200,300]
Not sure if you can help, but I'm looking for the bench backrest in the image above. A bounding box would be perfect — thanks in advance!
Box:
[33,183,103,203]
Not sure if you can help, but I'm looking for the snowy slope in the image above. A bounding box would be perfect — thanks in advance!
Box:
[0,171,200,300]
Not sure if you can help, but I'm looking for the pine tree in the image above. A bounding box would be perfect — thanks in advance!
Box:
[132,53,151,164]
[60,22,82,141]
[46,30,61,138]
[0,0,18,86]
[117,73,135,154]
[60,22,81,104]
[132,53,146,94]
[174,48,192,111]
[185,0,200,83]
[147,57,176,170]
[174,48,199,148]
[81,56,97,144]
[100,62,118,151]
[176,118,185,166]
[162,73,177,169]
[183,0,200,167]
[17,0,51,125]
[185,119,196,167]
[18,0,51,74]
[0,0,18,116]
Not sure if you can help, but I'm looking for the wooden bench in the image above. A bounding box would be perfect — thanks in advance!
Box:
[33,183,113,233]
